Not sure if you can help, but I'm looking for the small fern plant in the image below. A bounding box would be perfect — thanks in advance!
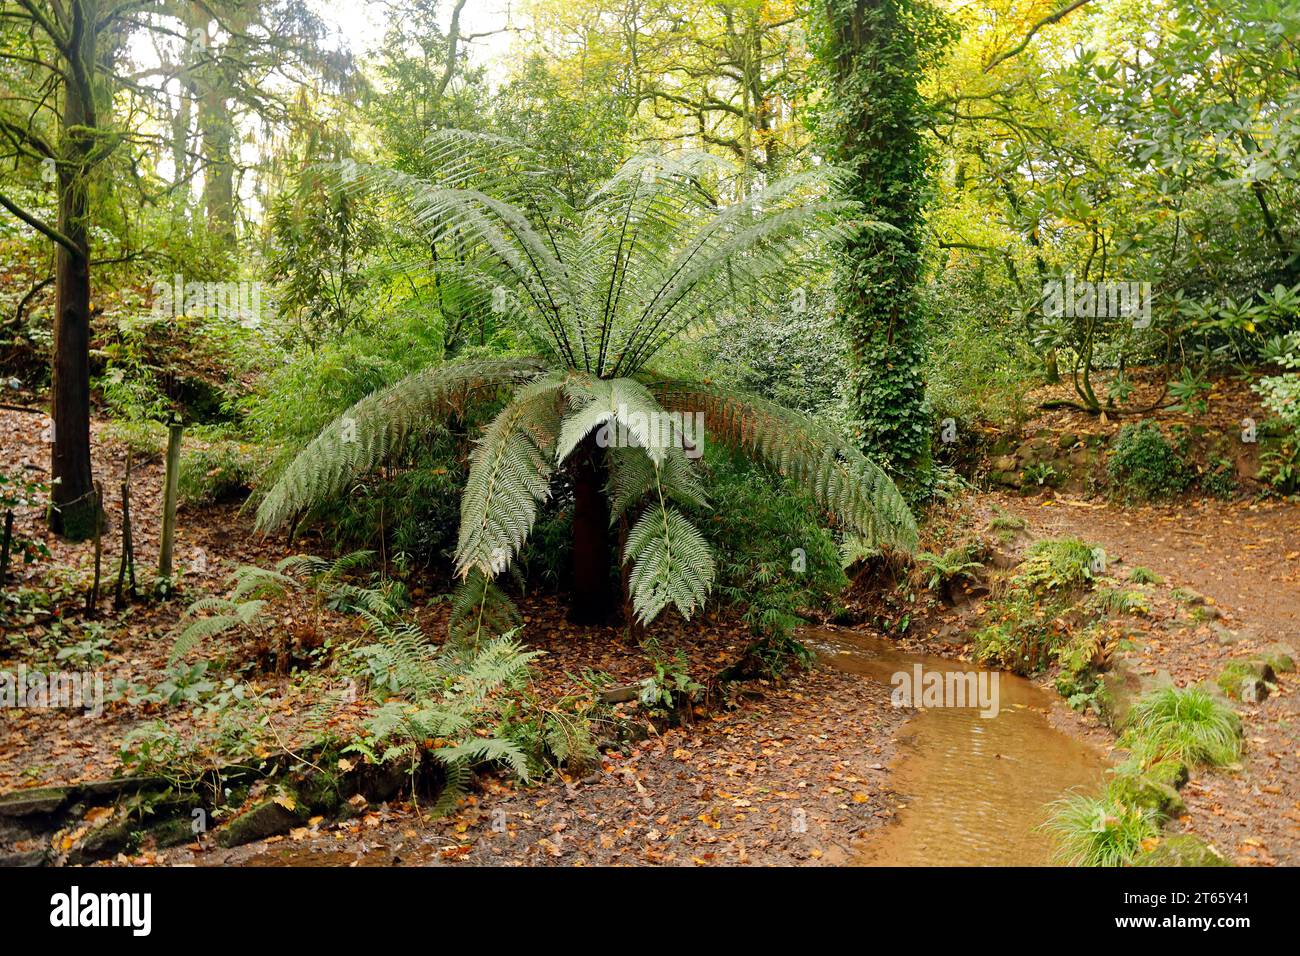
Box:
[255,131,918,628]
[169,551,395,663]
[344,623,542,815]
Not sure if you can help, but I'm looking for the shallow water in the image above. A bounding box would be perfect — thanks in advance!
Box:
[809,627,1107,866]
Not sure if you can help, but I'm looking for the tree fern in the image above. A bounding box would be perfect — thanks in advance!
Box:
[260,137,914,628]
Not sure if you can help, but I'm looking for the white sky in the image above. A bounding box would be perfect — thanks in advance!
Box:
[312,0,519,88]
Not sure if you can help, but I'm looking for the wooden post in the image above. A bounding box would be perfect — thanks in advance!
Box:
[158,419,183,585]
[114,452,134,610]
[86,482,103,615]
[0,509,13,586]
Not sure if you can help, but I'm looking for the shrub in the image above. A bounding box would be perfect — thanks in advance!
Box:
[700,447,845,674]
[179,437,266,506]
[1053,626,1106,705]
[1013,537,1098,593]
[1106,421,1192,501]
[1119,687,1242,767]
[1043,792,1160,866]
[972,590,1066,675]
[1199,458,1236,499]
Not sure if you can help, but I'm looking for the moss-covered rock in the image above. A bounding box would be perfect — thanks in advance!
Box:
[1216,659,1274,702]
[67,817,140,863]
[1256,643,1295,674]
[216,798,302,848]
[1133,834,1230,867]
[146,816,200,849]
[1108,772,1187,820]
[1097,658,1173,730]
[1145,759,1190,791]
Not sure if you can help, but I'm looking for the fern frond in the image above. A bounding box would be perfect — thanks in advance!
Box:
[429,759,472,817]
[448,568,522,645]
[607,445,708,521]
[649,379,918,552]
[256,357,546,531]
[623,501,716,624]
[556,375,676,466]
[169,608,244,660]
[435,736,532,782]
[454,377,564,578]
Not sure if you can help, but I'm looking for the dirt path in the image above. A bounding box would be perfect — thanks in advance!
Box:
[996,492,1300,866]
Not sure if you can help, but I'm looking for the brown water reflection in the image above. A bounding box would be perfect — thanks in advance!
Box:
[808,627,1107,866]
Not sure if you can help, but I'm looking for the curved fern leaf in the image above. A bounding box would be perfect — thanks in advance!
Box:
[256,357,546,531]
[648,379,918,552]
[454,377,564,578]
[623,502,715,624]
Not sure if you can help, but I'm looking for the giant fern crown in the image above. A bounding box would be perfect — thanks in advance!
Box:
[257,131,917,628]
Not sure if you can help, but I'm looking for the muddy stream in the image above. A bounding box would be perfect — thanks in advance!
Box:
[808,627,1108,866]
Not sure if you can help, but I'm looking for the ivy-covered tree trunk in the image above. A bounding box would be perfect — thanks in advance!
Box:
[817,0,944,478]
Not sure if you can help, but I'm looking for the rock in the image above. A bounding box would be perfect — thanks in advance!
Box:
[1057,432,1079,450]
[991,455,1018,473]
[598,683,641,704]
[1109,772,1187,819]
[1211,623,1242,645]
[216,799,300,848]
[935,623,969,646]
[67,817,140,864]
[987,549,1019,570]
[0,786,70,818]
[1145,759,1190,791]
[1256,642,1296,674]
[146,816,199,849]
[1097,657,1173,729]
[1216,659,1275,702]
[1134,834,1230,867]
[355,760,408,804]
[79,776,169,799]
[0,848,48,866]
[989,470,1020,488]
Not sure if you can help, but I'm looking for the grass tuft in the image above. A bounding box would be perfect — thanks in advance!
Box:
[1119,686,1242,767]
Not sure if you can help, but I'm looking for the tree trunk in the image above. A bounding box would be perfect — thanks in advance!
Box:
[48,20,98,540]
[568,433,615,625]
[819,0,938,480]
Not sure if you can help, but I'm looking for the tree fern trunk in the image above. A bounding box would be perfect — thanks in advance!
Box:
[568,433,615,624]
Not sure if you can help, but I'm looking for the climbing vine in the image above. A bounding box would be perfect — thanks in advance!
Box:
[812,0,953,481]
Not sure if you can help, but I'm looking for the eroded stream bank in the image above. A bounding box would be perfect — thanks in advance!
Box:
[809,628,1108,866]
